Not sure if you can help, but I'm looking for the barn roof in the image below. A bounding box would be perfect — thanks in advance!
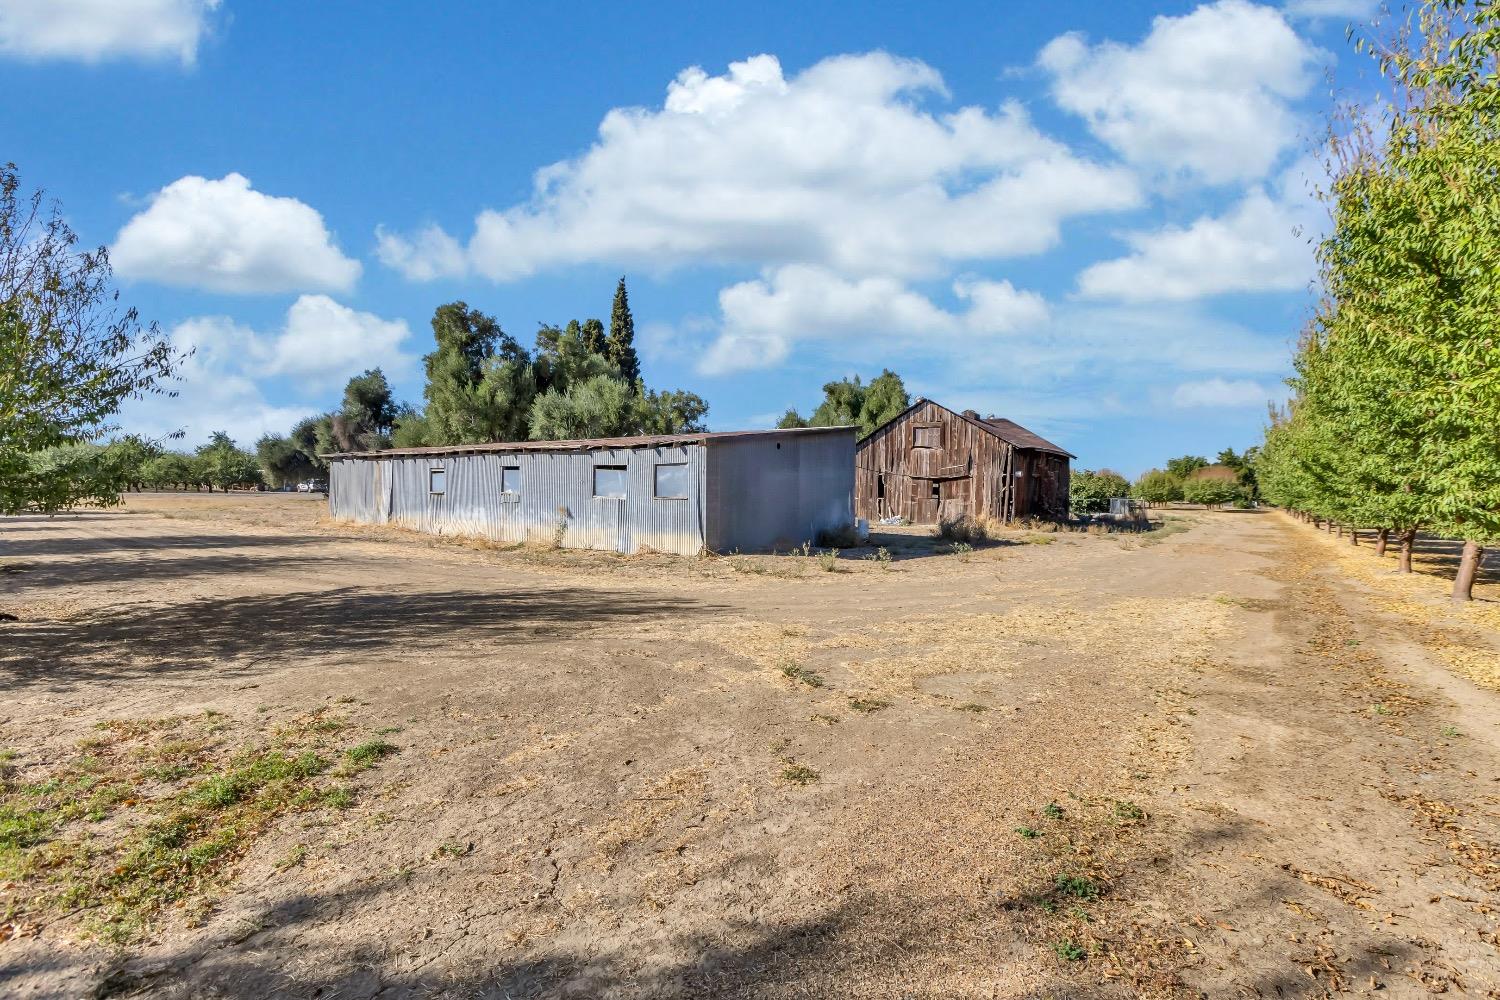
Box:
[322,424,855,459]
[977,416,1075,458]
[863,399,1075,458]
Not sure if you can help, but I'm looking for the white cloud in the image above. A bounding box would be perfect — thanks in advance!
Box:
[113,174,362,294]
[1168,378,1272,408]
[118,297,415,445]
[0,0,218,65]
[1038,0,1323,183]
[1075,168,1317,302]
[377,52,1140,282]
[698,265,1049,374]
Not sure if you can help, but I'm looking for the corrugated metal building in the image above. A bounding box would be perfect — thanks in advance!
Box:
[855,399,1074,524]
[325,426,856,555]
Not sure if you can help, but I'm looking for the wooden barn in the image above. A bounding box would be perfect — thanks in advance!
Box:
[855,399,1074,524]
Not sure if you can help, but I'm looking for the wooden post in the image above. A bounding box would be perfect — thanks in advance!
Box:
[1349,526,1359,546]
[1452,541,1483,603]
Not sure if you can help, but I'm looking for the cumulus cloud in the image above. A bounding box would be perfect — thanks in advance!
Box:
[1075,165,1318,301]
[0,0,218,65]
[698,265,1049,374]
[118,296,415,445]
[1038,0,1322,183]
[377,52,1140,282]
[1169,378,1272,408]
[113,174,362,294]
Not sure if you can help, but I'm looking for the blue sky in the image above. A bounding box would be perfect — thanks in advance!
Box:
[1,0,1382,476]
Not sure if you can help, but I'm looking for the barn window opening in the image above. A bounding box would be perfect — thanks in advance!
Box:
[428,468,447,495]
[593,465,627,499]
[500,466,521,496]
[913,425,941,449]
[876,474,885,500]
[654,463,689,499]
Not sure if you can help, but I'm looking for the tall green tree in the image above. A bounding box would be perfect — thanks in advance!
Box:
[422,302,529,445]
[606,277,640,386]
[194,432,261,491]
[780,369,911,437]
[1164,455,1209,479]
[330,368,398,451]
[0,164,181,513]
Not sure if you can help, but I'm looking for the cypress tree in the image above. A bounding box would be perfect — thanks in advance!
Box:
[607,277,641,386]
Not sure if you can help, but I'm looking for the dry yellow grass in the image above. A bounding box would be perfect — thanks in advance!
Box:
[1290,517,1500,692]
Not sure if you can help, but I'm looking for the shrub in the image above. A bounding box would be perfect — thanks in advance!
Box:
[1069,469,1129,515]
[1182,477,1241,508]
[1131,469,1183,505]
[935,513,1002,543]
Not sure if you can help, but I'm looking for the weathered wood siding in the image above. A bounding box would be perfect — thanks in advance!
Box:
[854,401,1069,523]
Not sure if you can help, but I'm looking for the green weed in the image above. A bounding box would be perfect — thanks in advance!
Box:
[780,764,820,785]
[779,662,825,688]
[848,697,890,713]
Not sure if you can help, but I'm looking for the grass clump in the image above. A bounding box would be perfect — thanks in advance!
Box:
[935,514,1002,544]
[816,549,842,572]
[1053,873,1100,900]
[1113,800,1144,822]
[955,702,988,713]
[864,546,893,568]
[1041,801,1065,821]
[848,697,890,714]
[1014,826,1041,839]
[1052,937,1087,962]
[779,662,825,688]
[343,740,399,772]
[780,764,820,786]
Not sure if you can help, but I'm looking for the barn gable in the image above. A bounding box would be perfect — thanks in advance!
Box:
[855,399,1071,524]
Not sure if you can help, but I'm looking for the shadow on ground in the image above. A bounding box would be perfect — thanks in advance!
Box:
[0,586,723,692]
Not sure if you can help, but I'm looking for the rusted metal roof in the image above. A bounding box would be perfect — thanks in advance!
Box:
[322,424,856,460]
[861,398,1075,458]
[977,417,1075,458]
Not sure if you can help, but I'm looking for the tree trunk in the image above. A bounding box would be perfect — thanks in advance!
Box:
[1375,528,1389,557]
[1452,541,1483,603]
[1398,529,1416,573]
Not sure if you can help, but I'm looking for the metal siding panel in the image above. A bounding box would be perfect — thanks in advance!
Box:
[325,445,707,555]
[705,430,855,552]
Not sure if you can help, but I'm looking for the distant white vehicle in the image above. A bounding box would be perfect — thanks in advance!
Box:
[296,481,317,493]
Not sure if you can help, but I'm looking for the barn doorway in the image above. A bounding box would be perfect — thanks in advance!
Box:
[912,478,939,524]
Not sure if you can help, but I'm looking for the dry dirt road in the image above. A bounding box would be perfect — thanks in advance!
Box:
[1,495,1497,999]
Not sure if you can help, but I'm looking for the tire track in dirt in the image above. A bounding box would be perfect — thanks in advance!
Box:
[1133,513,1500,998]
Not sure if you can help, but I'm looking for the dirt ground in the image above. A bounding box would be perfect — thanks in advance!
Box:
[1,494,1497,999]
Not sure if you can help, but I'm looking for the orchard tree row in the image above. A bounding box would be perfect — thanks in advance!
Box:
[1256,0,1498,602]
[1068,450,1258,515]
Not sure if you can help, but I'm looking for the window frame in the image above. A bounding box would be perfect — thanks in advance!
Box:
[592,464,628,500]
[912,424,942,450]
[653,462,690,500]
[428,467,447,496]
[500,465,522,499]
